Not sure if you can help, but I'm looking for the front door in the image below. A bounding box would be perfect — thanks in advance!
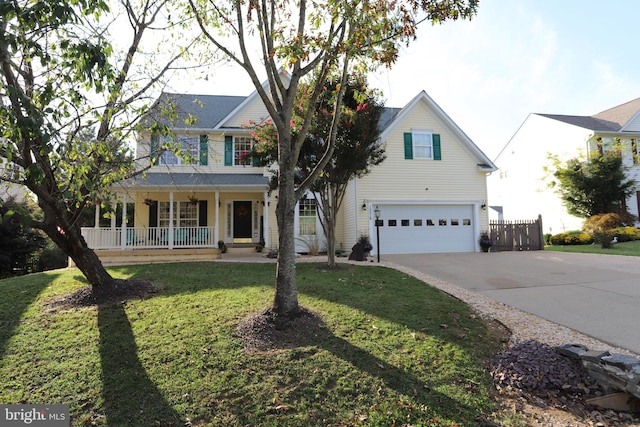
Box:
[233,201,252,243]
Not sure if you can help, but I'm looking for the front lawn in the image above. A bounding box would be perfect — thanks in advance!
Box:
[0,262,505,426]
[545,239,640,256]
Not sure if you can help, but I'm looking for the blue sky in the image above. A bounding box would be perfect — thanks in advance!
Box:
[172,1,640,160]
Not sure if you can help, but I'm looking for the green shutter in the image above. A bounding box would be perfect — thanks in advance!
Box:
[433,134,441,161]
[224,135,233,166]
[150,133,159,166]
[252,147,259,167]
[199,134,208,165]
[404,132,413,160]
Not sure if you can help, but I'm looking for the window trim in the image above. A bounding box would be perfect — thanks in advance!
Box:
[157,135,201,166]
[412,131,434,160]
[298,198,317,236]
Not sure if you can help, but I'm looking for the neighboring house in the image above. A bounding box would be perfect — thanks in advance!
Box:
[82,79,496,263]
[488,97,640,234]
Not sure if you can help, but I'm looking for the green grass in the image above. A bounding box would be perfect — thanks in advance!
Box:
[0,262,505,426]
[545,239,640,256]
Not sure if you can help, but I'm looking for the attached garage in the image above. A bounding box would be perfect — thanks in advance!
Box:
[373,204,476,254]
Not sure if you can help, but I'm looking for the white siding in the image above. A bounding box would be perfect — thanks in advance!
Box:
[339,97,491,254]
[488,114,592,234]
[221,95,271,128]
[624,112,640,132]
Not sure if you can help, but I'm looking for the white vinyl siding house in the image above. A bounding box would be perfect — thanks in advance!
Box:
[489,98,640,234]
[343,91,495,254]
[83,82,494,263]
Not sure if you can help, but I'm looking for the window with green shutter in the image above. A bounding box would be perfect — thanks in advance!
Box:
[404,133,413,159]
[150,133,159,166]
[155,134,202,165]
[199,135,208,165]
[405,131,441,161]
[432,134,441,160]
[224,135,233,166]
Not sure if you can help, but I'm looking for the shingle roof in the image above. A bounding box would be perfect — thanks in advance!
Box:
[118,172,269,189]
[537,97,640,132]
[592,97,640,128]
[142,93,246,129]
[378,107,402,130]
[537,114,621,131]
[143,92,406,133]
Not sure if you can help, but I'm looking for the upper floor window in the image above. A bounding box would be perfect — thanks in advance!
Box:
[412,131,433,159]
[224,135,255,166]
[152,134,208,166]
[404,131,442,161]
[234,136,253,166]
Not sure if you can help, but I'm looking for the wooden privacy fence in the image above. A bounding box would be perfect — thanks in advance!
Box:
[489,215,544,251]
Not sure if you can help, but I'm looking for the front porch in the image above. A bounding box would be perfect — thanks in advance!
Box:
[81,226,218,250]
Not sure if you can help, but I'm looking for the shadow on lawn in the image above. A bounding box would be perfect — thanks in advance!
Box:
[320,334,486,425]
[98,303,183,426]
[0,273,57,360]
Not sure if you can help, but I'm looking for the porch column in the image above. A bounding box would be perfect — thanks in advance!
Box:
[169,192,174,249]
[110,200,117,230]
[94,203,100,228]
[214,191,220,246]
[263,191,269,249]
[120,193,128,250]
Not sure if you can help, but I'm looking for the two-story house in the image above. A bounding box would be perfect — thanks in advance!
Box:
[488,97,640,235]
[82,79,496,264]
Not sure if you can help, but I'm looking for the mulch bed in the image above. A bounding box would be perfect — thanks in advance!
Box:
[45,279,160,310]
[235,307,330,353]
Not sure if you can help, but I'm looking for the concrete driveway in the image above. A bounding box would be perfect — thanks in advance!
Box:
[383,251,640,354]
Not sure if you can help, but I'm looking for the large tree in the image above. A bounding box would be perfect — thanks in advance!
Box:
[550,152,636,218]
[0,0,199,293]
[187,0,479,318]
[305,78,385,268]
[251,76,385,268]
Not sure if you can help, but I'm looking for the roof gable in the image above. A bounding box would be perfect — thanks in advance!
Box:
[593,97,640,129]
[380,91,496,171]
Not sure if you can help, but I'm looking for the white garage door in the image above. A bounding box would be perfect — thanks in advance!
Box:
[375,204,475,254]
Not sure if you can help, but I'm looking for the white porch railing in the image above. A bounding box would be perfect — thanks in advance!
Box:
[81,226,217,250]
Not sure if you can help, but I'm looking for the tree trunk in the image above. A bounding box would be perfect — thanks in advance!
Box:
[41,206,116,290]
[325,215,336,268]
[272,145,300,317]
[67,237,115,289]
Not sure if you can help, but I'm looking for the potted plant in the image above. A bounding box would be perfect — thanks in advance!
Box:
[188,195,199,205]
[479,232,493,252]
[143,198,155,206]
[358,234,373,254]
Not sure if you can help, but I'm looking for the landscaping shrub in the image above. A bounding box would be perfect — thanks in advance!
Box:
[32,242,69,272]
[583,212,636,233]
[549,232,593,246]
[609,226,640,242]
